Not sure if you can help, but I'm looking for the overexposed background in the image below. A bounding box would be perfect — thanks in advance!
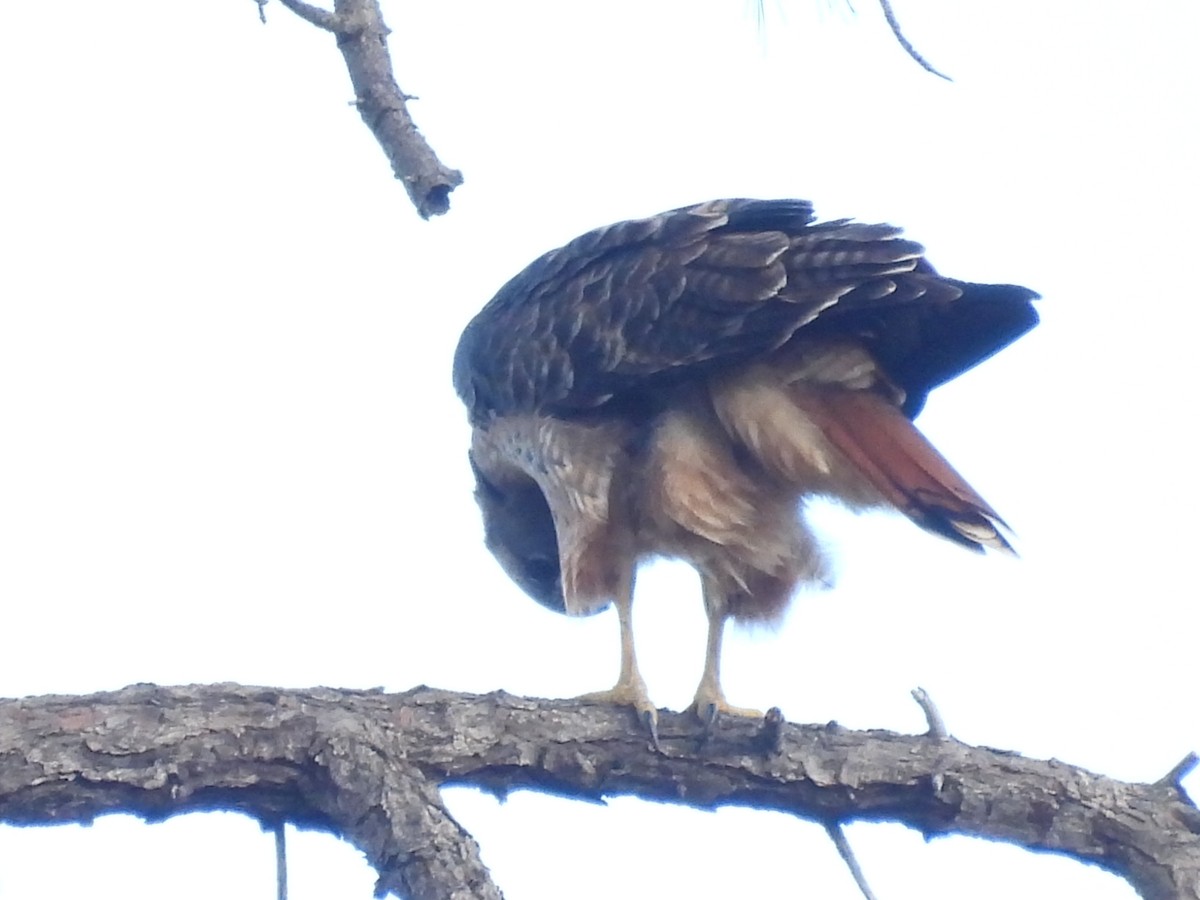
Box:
[1,1,1196,898]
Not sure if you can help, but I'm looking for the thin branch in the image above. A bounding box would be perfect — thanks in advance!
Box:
[274,822,288,900]
[1159,752,1200,789]
[268,0,462,217]
[2,685,1197,900]
[826,822,879,900]
[911,686,948,739]
[275,0,339,31]
[876,0,952,81]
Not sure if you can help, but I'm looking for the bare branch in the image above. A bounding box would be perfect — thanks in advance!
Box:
[1160,753,1200,790]
[274,822,287,900]
[911,686,948,739]
[269,0,462,217]
[275,0,339,31]
[752,0,951,80]
[2,684,1197,900]
[826,822,879,900]
[876,0,952,81]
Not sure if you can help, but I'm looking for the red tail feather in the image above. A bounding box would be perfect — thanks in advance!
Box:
[794,389,1013,553]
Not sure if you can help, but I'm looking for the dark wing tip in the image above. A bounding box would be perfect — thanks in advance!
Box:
[720,198,817,231]
[896,281,1039,417]
[918,506,1016,555]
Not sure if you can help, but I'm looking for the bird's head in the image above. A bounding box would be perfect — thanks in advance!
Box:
[469,453,571,614]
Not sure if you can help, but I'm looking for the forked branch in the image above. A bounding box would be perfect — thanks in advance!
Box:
[1,685,1196,899]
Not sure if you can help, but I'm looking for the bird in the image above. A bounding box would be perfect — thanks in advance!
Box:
[453,198,1037,738]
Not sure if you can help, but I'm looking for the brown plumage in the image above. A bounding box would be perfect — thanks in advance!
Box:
[454,198,1037,729]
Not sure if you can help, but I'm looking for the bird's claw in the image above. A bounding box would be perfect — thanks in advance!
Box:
[580,680,661,752]
[690,686,762,738]
[642,707,662,753]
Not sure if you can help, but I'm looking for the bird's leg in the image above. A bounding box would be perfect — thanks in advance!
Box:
[690,576,762,729]
[580,568,659,745]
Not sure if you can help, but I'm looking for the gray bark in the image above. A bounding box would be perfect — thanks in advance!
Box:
[1,684,1196,899]
[272,0,462,218]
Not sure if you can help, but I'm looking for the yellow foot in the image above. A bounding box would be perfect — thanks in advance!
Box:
[580,678,660,751]
[689,685,763,733]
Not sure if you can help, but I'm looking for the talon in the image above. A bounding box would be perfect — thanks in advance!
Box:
[642,708,662,753]
[580,677,660,750]
[691,696,763,748]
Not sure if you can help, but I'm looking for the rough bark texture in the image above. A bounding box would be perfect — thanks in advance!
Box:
[274,0,462,218]
[1,684,1196,899]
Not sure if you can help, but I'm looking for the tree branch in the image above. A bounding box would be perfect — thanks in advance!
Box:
[911,685,948,738]
[276,0,339,32]
[876,0,952,81]
[273,821,287,900]
[270,0,462,217]
[2,685,1197,899]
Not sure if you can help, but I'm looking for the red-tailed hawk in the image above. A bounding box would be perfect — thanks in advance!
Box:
[454,199,1036,738]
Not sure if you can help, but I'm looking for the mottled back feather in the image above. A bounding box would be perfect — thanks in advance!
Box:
[454,199,1036,424]
[456,198,1037,618]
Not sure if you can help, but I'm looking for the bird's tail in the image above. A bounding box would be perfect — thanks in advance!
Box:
[789,387,1013,553]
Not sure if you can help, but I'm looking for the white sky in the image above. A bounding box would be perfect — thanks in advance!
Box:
[1,1,1197,898]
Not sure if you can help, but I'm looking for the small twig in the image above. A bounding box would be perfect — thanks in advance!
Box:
[911,687,948,739]
[876,0,952,81]
[760,706,786,755]
[275,0,340,32]
[1157,752,1200,790]
[825,822,879,900]
[255,0,268,25]
[274,822,288,900]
